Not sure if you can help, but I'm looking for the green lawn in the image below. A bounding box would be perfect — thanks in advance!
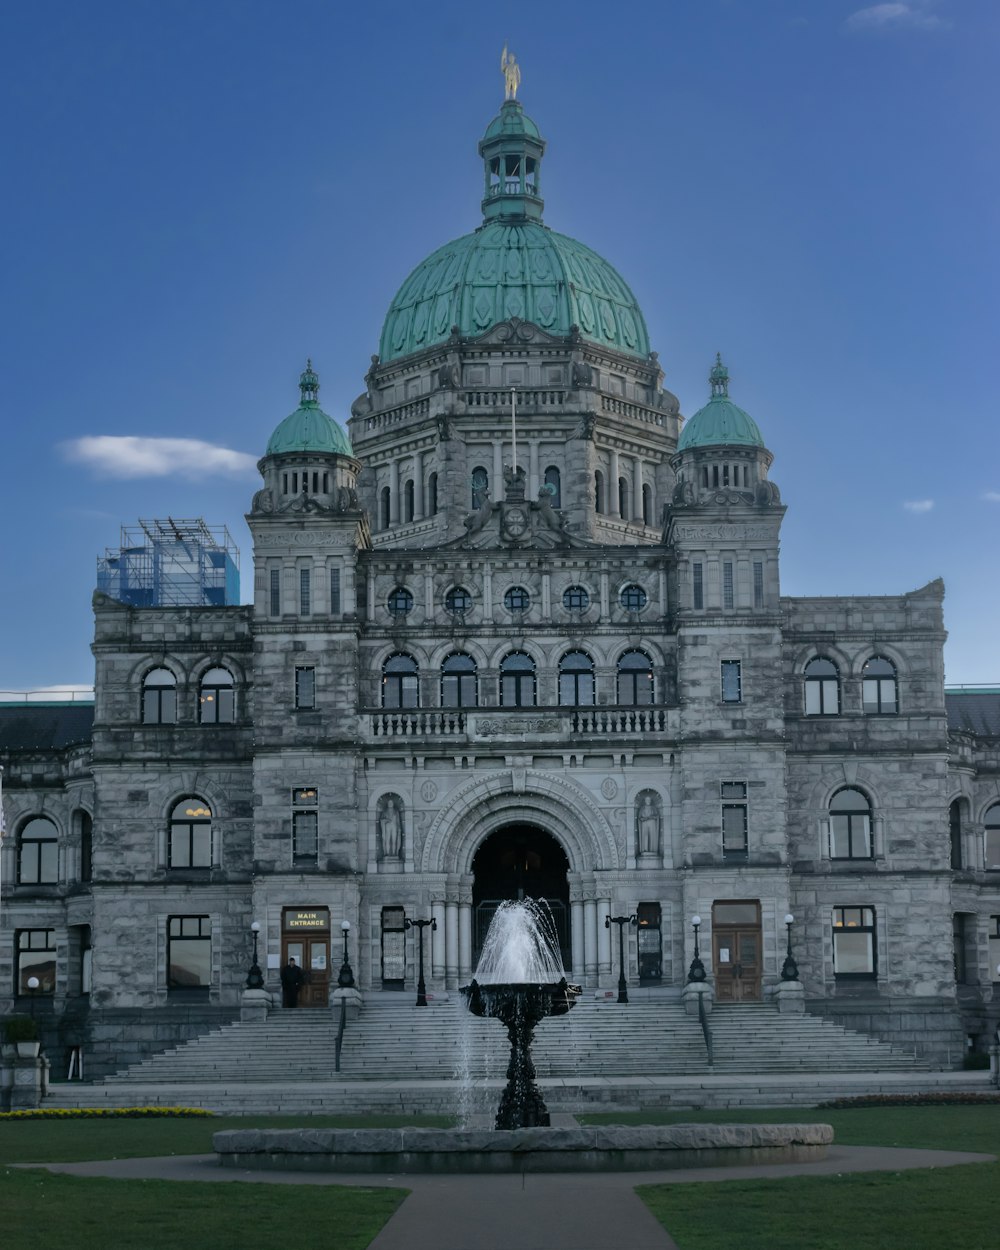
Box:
[580,1106,1000,1250]
[0,1113,447,1250]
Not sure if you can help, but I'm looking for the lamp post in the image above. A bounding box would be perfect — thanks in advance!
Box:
[337,920,355,989]
[781,913,799,981]
[687,915,707,983]
[245,920,264,990]
[403,916,437,1006]
[605,914,637,1004]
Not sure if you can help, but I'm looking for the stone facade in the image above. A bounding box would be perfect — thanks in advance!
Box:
[2,96,998,1079]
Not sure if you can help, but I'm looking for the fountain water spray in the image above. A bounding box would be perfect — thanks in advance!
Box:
[461,900,581,1129]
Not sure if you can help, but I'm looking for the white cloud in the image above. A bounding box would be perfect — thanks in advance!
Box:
[846,3,949,32]
[903,499,935,513]
[62,436,258,479]
[983,491,1000,503]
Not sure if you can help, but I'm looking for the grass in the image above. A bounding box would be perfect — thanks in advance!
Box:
[0,1113,451,1250]
[580,1106,1000,1250]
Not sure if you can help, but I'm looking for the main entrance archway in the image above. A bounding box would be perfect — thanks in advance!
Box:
[471,824,571,970]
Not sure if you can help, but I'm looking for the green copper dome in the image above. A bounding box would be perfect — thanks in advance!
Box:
[266,363,354,457]
[378,101,650,364]
[677,355,765,451]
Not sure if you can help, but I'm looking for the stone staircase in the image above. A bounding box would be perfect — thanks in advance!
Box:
[59,995,923,1089]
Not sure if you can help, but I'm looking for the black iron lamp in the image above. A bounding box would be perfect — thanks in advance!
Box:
[245,920,264,990]
[337,919,355,989]
[605,914,637,1003]
[687,914,707,983]
[403,916,437,1006]
[781,913,799,981]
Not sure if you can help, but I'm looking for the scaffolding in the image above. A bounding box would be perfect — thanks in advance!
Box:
[97,519,240,608]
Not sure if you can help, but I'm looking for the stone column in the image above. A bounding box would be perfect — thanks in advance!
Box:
[445,902,459,989]
[571,900,585,982]
[431,902,446,979]
[483,562,494,624]
[413,451,424,520]
[609,450,620,517]
[493,440,503,492]
[598,898,612,980]
[389,459,400,525]
[632,455,643,520]
[529,439,540,498]
[583,899,598,984]
[458,903,473,983]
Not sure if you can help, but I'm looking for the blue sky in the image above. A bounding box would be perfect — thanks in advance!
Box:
[1,0,996,690]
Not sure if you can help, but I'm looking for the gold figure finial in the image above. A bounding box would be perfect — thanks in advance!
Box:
[501,44,521,101]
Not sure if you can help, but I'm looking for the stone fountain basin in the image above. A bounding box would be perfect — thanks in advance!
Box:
[214,1123,833,1175]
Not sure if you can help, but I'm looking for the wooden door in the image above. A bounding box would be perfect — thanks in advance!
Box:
[281,908,331,1008]
[713,927,762,1001]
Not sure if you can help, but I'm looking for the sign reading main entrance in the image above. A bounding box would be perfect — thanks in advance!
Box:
[281,907,330,1008]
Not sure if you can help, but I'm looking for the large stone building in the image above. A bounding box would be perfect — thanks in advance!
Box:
[2,94,999,1077]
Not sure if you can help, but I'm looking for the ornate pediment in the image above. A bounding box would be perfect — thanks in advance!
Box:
[471,318,566,349]
[448,467,588,551]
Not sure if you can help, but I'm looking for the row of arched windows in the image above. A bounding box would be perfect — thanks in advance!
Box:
[379,473,440,529]
[594,471,655,525]
[381,649,656,709]
[142,667,235,725]
[804,656,898,716]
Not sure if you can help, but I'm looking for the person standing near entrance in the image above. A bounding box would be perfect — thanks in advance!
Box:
[281,956,303,1008]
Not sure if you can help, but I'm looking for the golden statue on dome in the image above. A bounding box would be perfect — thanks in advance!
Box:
[501,44,521,100]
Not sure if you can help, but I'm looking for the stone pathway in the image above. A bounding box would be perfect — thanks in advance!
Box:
[24,1143,994,1250]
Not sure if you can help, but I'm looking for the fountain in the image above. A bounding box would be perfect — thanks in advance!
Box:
[460,900,581,1129]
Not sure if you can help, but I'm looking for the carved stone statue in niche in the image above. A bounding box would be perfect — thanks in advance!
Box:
[378,795,403,860]
[636,792,661,856]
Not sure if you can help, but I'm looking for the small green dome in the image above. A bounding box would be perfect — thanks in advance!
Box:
[677,355,765,451]
[377,100,650,364]
[266,363,353,457]
[379,223,650,362]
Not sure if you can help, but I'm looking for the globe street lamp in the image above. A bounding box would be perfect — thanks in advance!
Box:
[337,920,355,989]
[245,920,264,990]
[781,913,799,981]
[687,915,707,983]
[605,914,637,1003]
[403,916,437,1006]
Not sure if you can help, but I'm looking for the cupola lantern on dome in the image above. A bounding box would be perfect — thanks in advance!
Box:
[479,100,546,224]
[265,362,354,457]
[677,355,766,451]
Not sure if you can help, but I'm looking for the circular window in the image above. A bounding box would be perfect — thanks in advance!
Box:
[619,584,648,612]
[562,585,590,612]
[504,586,530,613]
[387,587,413,617]
[445,586,473,615]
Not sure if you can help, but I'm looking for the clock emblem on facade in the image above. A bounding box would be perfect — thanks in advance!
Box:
[503,505,529,540]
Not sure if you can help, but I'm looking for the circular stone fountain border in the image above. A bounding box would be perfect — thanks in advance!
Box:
[214,1123,834,1175]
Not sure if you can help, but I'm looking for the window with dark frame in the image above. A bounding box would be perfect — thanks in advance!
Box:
[619,583,647,613]
[832,906,876,979]
[269,568,281,616]
[617,650,654,705]
[949,799,963,870]
[387,587,413,617]
[142,667,177,724]
[953,913,970,984]
[753,561,764,608]
[445,586,472,616]
[804,657,840,715]
[544,465,561,508]
[330,568,341,615]
[500,652,536,707]
[299,568,311,616]
[721,781,748,860]
[723,562,734,609]
[15,929,56,994]
[829,788,873,859]
[862,656,898,714]
[504,585,530,613]
[985,804,1000,870]
[295,666,316,710]
[382,654,419,708]
[169,798,213,868]
[292,787,318,863]
[989,917,1000,982]
[17,816,58,884]
[721,660,742,703]
[558,651,595,706]
[441,653,478,708]
[563,584,589,612]
[167,915,212,991]
[199,667,234,724]
[692,562,704,610]
[472,466,489,509]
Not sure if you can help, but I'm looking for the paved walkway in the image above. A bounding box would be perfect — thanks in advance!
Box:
[25,1143,995,1250]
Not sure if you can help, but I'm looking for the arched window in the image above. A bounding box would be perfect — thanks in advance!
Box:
[472,466,489,510]
[862,656,897,714]
[558,651,594,706]
[199,667,234,724]
[441,653,478,708]
[985,804,1000,870]
[403,479,415,523]
[383,654,419,709]
[18,816,58,884]
[949,798,964,870]
[829,788,873,860]
[387,586,413,617]
[563,584,589,612]
[79,810,93,883]
[642,483,653,526]
[380,486,391,531]
[618,476,629,518]
[427,472,438,516]
[142,667,177,725]
[544,466,561,508]
[169,798,213,868]
[617,650,653,705]
[504,585,530,613]
[804,657,840,716]
[445,586,473,616]
[594,470,605,514]
[500,652,536,707]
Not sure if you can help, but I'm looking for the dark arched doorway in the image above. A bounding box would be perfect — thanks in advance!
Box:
[471,824,571,971]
